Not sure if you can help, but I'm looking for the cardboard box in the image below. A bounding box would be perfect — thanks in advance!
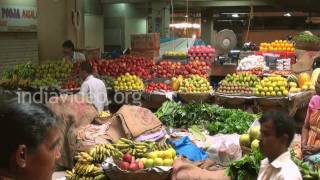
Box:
[131,49,160,61]
[131,33,160,51]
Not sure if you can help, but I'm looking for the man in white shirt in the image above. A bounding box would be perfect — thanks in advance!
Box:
[78,62,108,112]
[258,110,302,180]
[62,40,86,63]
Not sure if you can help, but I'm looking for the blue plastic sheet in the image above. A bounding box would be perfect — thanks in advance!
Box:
[171,136,208,161]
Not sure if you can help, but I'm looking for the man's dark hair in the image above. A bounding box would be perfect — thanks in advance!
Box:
[0,97,57,168]
[62,40,75,51]
[259,110,295,147]
[80,61,93,74]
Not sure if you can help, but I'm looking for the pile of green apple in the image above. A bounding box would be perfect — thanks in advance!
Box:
[178,75,213,93]
[140,148,176,168]
[217,73,260,95]
[255,75,289,97]
[239,126,260,150]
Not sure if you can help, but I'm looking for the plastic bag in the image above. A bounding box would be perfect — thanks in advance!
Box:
[206,134,241,166]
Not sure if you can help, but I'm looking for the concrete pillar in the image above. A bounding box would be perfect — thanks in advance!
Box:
[37,0,85,62]
[150,2,170,38]
[161,5,170,38]
[201,10,214,45]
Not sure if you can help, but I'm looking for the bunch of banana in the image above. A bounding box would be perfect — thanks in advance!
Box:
[88,144,123,163]
[114,138,154,157]
[66,163,106,180]
[74,152,94,163]
[154,141,173,151]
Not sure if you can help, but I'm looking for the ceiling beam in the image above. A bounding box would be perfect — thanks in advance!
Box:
[101,0,272,7]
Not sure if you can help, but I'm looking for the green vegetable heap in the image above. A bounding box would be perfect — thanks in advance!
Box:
[226,150,263,180]
[155,101,256,134]
[293,32,320,43]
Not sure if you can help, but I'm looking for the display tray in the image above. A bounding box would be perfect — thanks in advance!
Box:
[59,88,80,94]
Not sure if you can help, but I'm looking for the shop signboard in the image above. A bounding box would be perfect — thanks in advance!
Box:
[0,5,37,32]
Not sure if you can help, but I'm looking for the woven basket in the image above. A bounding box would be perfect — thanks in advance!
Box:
[295,41,320,51]
[141,92,169,109]
[178,92,212,103]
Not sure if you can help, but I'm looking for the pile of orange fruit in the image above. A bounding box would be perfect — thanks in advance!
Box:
[259,40,295,52]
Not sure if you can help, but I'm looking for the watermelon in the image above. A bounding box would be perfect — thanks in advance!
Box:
[287,74,298,84]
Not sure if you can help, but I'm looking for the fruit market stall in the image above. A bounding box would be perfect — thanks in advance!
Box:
[214,72,316,124]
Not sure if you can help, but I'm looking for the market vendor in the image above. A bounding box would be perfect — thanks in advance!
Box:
[257,110,302,180]
[0,96,61,180]
[302,74,320,163]
[172,110,302,180]
[62,40,86,63]
[78,61,108,112]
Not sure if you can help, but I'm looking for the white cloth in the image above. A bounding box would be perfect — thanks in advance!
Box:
[79,75,108,112]
[72,51,86,63]
[257,151,302,180]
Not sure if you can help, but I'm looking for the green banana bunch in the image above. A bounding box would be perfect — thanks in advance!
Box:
[114,138,163,158]
[154,141,173,151]
[66,163,106,180]
[88,144,123,163]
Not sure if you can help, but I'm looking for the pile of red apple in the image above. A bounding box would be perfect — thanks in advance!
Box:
[118,154,144,171]
[176,60,210,77]
[62,80,80,89]
[188,45,215,62]
[152,61,182,78]
[73,59,99,75]
[152,60,210,78]
[145,82,172,92]
[98,55,155,80]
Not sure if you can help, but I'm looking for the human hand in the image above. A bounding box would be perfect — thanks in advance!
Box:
[302,145,320,155]
[172,159,203,180]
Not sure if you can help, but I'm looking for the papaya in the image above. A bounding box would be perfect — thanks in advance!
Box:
[298,73,311,88]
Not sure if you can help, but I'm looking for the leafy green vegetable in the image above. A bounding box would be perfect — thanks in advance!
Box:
[226,150,263,180]
[155,101,256,134]
[293,32,320,43]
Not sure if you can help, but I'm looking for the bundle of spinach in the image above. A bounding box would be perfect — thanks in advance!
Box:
[226,150,263,180]
[155,101,256,134]
[207,108,256,135]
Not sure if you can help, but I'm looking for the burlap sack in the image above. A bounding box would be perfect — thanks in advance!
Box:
[46,94,99,168]
[106,105,163,142]
[70,123,112,156]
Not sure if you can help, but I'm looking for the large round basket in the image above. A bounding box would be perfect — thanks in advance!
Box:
[295,41,320,51]
[141,91,169,109]
[178,92,212,103]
